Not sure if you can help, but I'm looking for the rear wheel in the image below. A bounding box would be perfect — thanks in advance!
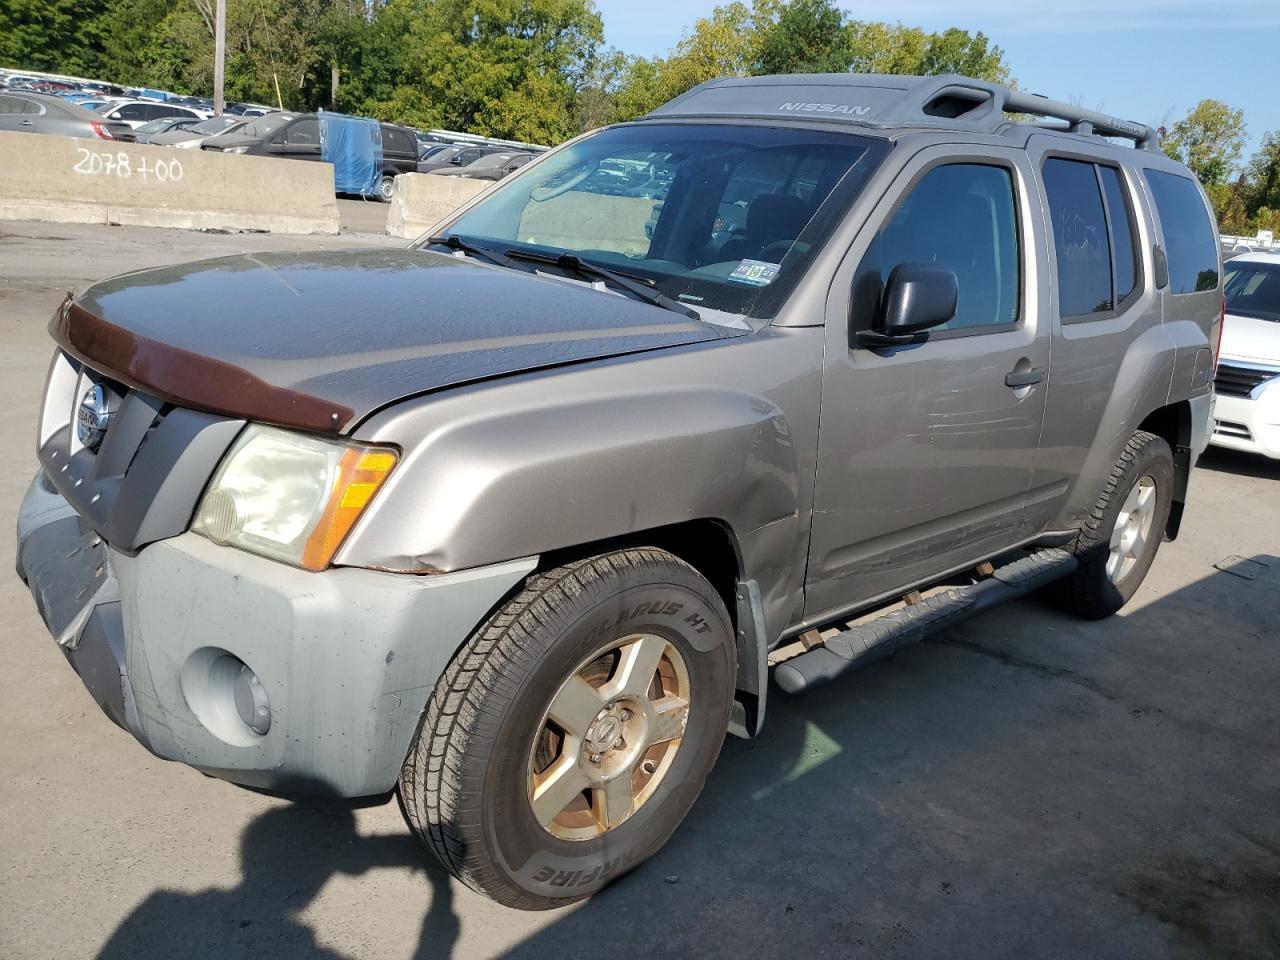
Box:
[398,548,735,909]
[377,174,396,202]
[1059,430,1175,619]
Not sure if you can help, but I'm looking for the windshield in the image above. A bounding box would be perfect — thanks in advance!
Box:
[1225,261,1280,322]
[468,153,515,169]
[429,123,886,319]
[136,118,176,134]
[189,116,238,134]
[238,113,292,138]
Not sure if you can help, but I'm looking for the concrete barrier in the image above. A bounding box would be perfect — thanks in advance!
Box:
[386,174,488,240]
[0,131,339,234]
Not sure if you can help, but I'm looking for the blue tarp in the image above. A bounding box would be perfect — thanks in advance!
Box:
[319,111,383,197]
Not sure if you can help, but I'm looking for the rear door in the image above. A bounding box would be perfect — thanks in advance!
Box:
[1021,138,1166,531]
[806,145,1051,617]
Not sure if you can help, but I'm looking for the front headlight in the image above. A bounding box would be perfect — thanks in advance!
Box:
[224,145,248,154]
[191,425,398,571]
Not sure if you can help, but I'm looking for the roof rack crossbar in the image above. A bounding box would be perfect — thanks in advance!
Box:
[999,87,1157,151]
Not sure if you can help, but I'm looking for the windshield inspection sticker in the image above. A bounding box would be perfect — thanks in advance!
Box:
[728,259,781,287]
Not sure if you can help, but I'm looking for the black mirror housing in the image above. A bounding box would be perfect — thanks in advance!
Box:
[880,263,958,336]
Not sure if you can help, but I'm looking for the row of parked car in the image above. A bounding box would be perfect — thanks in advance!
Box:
[0,67,549,200]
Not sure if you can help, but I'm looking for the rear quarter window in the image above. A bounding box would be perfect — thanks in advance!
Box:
[1145,169,1220,294]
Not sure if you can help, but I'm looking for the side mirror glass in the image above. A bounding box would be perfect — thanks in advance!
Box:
[878,262,958,337]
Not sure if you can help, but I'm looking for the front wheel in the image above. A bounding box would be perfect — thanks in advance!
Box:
[1059,430,1175,619]
[377,174,396,202]
[398,548,735,909]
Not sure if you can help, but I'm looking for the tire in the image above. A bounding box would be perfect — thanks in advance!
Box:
[399,548,736,910]
[377,174,395,202]
[1059,430,1175,620]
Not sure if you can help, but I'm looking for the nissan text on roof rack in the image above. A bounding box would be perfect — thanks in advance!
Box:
[16,73,1221,909]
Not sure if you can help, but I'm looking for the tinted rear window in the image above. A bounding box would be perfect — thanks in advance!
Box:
[1145,169,1219,294]
[1043,158,1113,316]
[1098,166,1137,301]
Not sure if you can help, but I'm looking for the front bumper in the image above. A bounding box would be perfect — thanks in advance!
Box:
[17,472,535,797]
[1211,382,1280,459]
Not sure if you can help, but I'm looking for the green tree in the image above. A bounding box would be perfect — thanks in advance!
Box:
[755,0,850,75]
[1161,99,1246,186]
[364,0,603,142]
[1244,131,1280,215]
[0,0,109,75]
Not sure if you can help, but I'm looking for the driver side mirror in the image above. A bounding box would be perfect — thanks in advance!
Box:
[856,263,957,347]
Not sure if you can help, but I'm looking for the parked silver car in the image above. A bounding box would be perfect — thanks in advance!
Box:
[17,74,1220,910]
[0,91,134,141]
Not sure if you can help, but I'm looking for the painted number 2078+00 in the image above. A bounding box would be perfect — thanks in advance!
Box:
[73,149,184,183]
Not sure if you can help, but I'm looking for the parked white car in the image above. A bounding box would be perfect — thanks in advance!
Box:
[1212,252,1280,458]
[92,99,206,129]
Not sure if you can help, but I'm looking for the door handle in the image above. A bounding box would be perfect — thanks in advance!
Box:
[1005,367,1045,388]
[19,120,34,126]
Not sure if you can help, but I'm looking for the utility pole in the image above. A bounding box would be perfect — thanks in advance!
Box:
[213,0,226,116]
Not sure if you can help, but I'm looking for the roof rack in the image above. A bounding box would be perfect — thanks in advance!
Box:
[642,73,1158,151]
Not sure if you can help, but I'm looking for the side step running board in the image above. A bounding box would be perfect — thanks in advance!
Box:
[773,548,1078,694]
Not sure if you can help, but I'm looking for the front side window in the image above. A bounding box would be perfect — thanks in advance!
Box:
[437,123,887,320]
[1224,261,1280,322]
[115,103,148,121]
[1145,168,1220,294]
[0,95,23,114]
[863,162,1021,331]
[283,119,319,144]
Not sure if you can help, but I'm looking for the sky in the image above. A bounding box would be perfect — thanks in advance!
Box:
[593,0,1280,159]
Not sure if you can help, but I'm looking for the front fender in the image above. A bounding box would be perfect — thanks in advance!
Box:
[336,337,816,584]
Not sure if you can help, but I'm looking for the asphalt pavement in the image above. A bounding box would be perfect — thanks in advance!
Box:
[0,220,1277,960]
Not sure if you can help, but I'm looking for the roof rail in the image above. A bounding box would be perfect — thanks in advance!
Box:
[642,73,1159,151]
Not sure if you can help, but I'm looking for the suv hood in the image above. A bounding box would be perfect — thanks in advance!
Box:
[56,248,738,434]
[1222,310,1280,366]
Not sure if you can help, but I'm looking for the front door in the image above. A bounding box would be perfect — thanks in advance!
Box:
[805,146,1051,620]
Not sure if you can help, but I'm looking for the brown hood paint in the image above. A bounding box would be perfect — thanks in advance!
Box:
[57,248,737,434]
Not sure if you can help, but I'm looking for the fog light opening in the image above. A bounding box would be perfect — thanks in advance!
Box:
[233,663,272,735]
[179,648,273,747]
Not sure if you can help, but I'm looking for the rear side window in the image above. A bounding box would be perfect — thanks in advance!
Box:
[115,103,148,121]
[0,95,23,114]
[870,162,1021,331]
[1043,158,1140,318]
[1145,169,1220,293]
[382,127,413,155]
[284,118,319,144]
[1043,159,1112,315]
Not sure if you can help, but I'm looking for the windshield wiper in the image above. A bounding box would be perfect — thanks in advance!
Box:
[504,248,701,321]
[425,234,517,270]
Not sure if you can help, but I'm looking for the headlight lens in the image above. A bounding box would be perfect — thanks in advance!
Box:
[224,145,248,154]
[192,425,398,570]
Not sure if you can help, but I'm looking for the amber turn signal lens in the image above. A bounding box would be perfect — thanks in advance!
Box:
[301,447,398,571]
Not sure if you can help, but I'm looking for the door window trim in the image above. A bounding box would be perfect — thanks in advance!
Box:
[1040,151,1146,324]
[859,155,1026,342]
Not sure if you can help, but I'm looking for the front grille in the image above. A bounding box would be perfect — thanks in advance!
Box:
[37,348,244,551]
[1215,362,1279,398]
[1213,419,1253,441]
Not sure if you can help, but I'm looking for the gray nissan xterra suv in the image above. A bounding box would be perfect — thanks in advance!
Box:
[17,74,1221,909]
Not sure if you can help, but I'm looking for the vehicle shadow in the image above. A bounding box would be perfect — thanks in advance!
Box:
[95,790,460,960]
[1196,446,1280,480]
[98,558,1280,960]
